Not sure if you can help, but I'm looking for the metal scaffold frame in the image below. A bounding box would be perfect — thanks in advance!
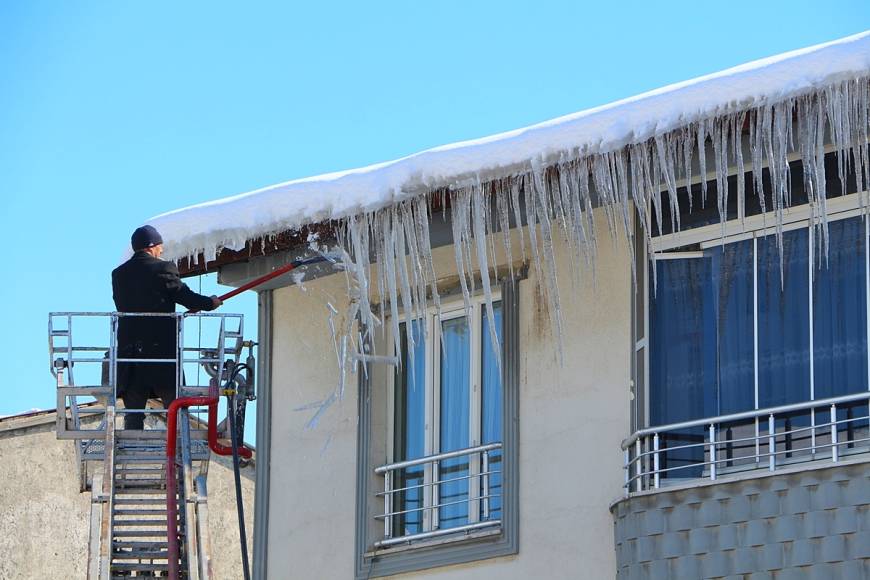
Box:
[49,311,253,580]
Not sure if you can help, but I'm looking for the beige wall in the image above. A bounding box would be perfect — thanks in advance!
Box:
[268,269,359,578]
[266,209,632,578]
[0,419,254,580]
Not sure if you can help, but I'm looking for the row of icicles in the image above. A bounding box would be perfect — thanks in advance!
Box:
[298,78,870,425]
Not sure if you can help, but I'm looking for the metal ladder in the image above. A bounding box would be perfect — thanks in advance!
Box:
[50,311,246,580]
[84,407,212,579]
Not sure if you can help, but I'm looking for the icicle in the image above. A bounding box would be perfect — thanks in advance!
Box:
[732,112,746,227]
[592,154,619,236]
[749,109,767,219]
[681,124,695,214]
[471,183,502,371]
[381,211,403,369]
[522,173,545,305]
[531,168,564,358]
[484,181,500,284]
[613,149,634,245]
[697,120,708,209]
[655,134,680,234]
[412,195,441,317]
[509,179,527,264]
[496,178,515,279]
[711,117,729,239]
[575,158,598,267]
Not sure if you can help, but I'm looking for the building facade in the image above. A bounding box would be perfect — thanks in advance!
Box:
[152,33,870,579]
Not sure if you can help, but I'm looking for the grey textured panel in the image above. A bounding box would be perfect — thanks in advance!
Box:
[611,460,870,579]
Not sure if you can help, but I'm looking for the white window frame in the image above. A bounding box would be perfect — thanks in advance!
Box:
[386,291,502,535]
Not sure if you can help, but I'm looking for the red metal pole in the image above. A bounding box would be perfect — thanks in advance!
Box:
[216,259,301,303]
[189,255,331,312]
[166,395,212,580]
[165,382,252,579]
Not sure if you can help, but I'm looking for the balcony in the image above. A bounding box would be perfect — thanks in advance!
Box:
[622,392,870,494]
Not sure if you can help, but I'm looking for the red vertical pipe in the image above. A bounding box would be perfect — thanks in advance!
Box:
[166,395,212,580]
[165,383,252,579]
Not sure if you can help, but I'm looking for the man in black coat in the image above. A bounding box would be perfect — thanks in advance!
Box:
[112,225,222,429]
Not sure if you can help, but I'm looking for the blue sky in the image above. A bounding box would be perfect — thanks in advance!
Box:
[0,1,867,438]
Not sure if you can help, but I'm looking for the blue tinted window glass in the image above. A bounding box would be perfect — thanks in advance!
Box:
[758,229,810,407]
[650,258,717,425]
[813,217,868,398]
[708,239,755,414]
[439,316,470,530]
[481,303,503,520]
[394,320,426,536]
[650,257,716,479]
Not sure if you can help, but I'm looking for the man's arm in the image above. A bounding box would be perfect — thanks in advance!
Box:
[157,262,221,311]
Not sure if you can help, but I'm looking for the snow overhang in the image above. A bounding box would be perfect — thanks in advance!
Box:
[156,31,870,276]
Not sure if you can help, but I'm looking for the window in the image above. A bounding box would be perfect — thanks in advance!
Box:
[647,213,870,479]
[391,301,504,538]
[355,282,519,579]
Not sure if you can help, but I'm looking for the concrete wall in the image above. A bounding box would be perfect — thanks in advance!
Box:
[611,459,870,578]
[268,266,359,578]
[266,208,632,578]
[0,416,254,580]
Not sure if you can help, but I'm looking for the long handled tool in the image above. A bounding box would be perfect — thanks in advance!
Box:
[215,253,339,304]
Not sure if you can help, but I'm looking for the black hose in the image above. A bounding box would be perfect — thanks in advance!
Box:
[226,390,251,580]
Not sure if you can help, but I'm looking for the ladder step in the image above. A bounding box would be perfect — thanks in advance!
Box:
[113,541,168,550]
[112,562,169,572]
[116,451,165,457]
[113,498,165,506]
[112,551,169,561]
[116,466,165,473]
[113,519,167,527]
[113,530,170,538]
[113,509,167,516]
[113,489,167,496]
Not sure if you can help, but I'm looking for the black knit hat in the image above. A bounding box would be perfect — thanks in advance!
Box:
[131,225,164,251]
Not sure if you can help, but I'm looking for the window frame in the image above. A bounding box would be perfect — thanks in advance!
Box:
[385,295,500,534]
[355,279,521,579]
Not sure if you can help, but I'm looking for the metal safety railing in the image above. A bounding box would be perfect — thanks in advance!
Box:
[374,442,502,549]
[50,311,250,580]
[49,311,244,445]
[622,392,870,494]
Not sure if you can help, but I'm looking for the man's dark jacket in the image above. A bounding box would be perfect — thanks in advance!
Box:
[112,251,215,400]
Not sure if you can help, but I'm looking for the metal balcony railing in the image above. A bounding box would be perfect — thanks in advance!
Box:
[622,392,870,494]
[374,442,502,549]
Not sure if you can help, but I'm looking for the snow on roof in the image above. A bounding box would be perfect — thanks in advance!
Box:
[150,31,870,262]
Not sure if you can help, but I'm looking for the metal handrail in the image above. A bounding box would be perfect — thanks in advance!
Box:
[622,391,870,493]
[375,468,502,497]
[376,442,503,545]
[375,442,502,474]
[622,391,870,449]
[631,414,868,461]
